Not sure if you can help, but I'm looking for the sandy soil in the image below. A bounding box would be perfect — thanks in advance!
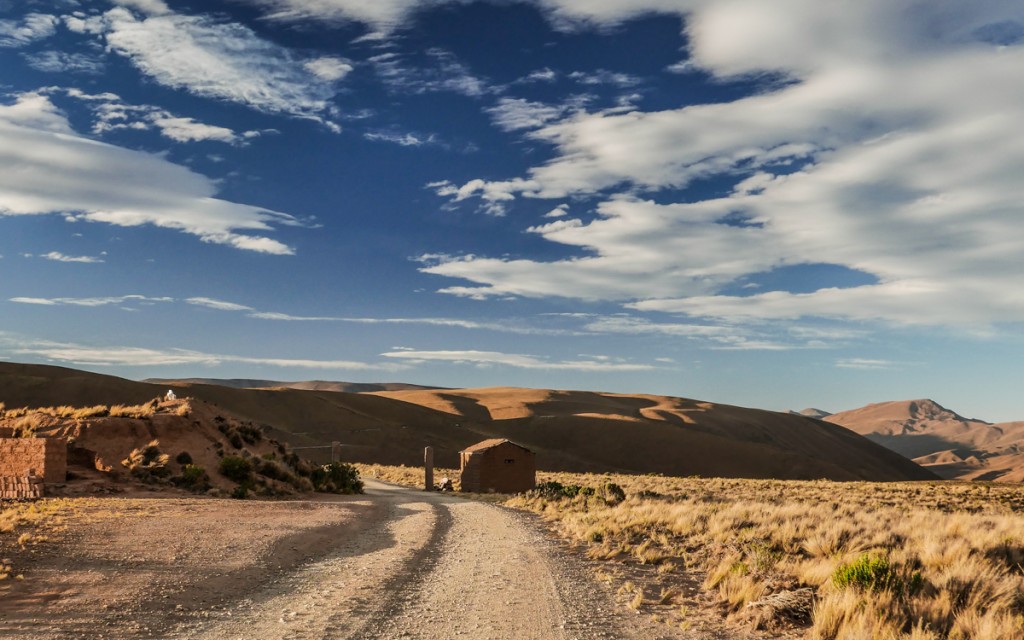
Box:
[0,481,720,639]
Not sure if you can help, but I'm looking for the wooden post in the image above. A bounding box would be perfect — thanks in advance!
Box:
[331,441,341,463]
[424,446,434,491]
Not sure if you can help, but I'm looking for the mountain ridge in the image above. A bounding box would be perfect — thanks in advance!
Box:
[0,362,935,482]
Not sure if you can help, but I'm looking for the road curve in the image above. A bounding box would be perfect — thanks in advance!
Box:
[171,480,639,640]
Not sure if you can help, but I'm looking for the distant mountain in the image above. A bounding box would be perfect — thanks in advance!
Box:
[1,362,935,482]
[790,408,833,419]
[826,399,1024,481]
[144,378,444,394]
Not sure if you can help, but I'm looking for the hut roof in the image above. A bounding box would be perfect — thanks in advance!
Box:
[460,438,533,454]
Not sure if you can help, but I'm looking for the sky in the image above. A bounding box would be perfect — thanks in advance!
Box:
[2,0,1024,421]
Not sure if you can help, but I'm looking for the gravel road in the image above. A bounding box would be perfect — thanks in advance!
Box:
[0,481,686,639]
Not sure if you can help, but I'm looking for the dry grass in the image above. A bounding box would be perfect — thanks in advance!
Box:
[502,471,1024,638]
[354,463,460,489]
[2,398,185,422]
[226,461,1024,636]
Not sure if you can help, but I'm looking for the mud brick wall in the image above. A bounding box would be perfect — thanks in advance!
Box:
[461,443,535,493]
[0,476,44,499]
[0,438,67,484]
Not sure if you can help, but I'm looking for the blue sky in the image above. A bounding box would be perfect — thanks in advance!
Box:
[3,0,1024,420]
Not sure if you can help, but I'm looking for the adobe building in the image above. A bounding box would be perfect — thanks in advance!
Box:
[459,439,536,493]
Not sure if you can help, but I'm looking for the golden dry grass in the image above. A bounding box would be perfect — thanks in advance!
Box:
[354,463,460,489]
[1,399,180,422]
[358,464,1024,638]
[508,472,1024,638]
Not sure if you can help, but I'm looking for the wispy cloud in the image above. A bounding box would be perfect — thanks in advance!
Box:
[369,49,490,97]
[35,251,105,264]
[22,51,105,75]
[13,339,401,371]
[381,348,656,371]
[10,295,172,307]
[836,358,898,371]
[0,91,302,254]
[0,13,57,48]
[185,296,576,335]
[66,4,345,127]
[364,130,440,147]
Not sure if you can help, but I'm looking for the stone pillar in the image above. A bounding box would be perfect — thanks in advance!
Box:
[424,446,434,491]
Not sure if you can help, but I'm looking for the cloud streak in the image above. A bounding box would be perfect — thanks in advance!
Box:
[13,339,401,371]
[0,92,302,254]
[381,348,656,371]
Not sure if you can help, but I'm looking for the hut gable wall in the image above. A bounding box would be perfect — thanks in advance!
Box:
[459,440,535,493]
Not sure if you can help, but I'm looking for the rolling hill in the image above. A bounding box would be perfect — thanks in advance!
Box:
[826,399,1024,481]
[144,378,443,393]
[0,362,935,481]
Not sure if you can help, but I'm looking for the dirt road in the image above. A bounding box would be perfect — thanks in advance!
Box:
[0,481,684,639]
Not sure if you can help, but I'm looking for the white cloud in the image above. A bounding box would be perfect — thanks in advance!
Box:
[236,0,471,32]
[421,2,1024,328]
[39,251,104,264]
[0,13,58,48]
[184,295,577,335]
[147,115,240,144]
[9,295,172,307]
[369,49,489,97]
[81,5,344,124]
[364,130,439,147]
[518,67,558,83]
[185,297,254,312]
[543,204,569,218]
[836,358,897,371]
[487,97,572,132]
[12,340,399,371]
[380,348,655,371]
[567,69,640,87]
[22,51,105,74]
[0,92,300,254]
[304,56,354,82]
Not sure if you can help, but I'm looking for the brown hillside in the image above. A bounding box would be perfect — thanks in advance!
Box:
[826,399,1024,481]
[144,377,443,393]
[0,362,934,481]
[371,387,936,481]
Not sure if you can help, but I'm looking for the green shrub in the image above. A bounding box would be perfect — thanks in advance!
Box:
[174,464,210,491]
[230,484,248,499]
[218,455,253,483]
[310,462,363,494]
[599,482,625,504]
[832,553,922,595]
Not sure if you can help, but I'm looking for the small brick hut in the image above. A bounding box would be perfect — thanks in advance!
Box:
[459,439,535,493]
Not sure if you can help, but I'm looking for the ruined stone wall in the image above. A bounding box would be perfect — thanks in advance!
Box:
[0,438,67,491]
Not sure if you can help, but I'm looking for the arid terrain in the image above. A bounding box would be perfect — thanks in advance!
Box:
[1,363,933,482]
[5,362,1024,638]
[826,399,1024,481]
[0,479,750,640]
